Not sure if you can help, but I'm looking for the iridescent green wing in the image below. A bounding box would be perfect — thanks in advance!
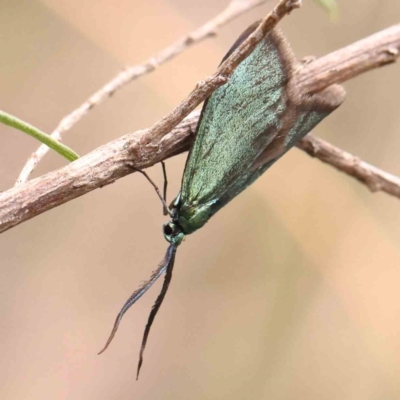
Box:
[178,25,345,233]
[216,83,346,209]
[180,25,292,208]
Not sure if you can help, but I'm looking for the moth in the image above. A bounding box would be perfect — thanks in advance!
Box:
[99,22,346,378]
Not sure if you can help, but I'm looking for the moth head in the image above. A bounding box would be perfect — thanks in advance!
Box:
[163,221,185,246]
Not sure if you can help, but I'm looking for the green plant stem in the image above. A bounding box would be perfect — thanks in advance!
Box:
[0,110,79,162]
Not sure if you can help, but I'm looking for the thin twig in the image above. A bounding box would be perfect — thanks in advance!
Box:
[1,21,399,234]
[16,0,272,185]
[297,135,400,197]
[296,24,400,93]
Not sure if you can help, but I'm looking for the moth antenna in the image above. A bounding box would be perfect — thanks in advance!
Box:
[136,243,178,379]
[98,249,171,355]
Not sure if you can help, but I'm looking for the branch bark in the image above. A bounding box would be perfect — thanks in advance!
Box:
[297,135,400,197]
[296,24,400,93]
[15,0,273,185]
[1,21,399,234]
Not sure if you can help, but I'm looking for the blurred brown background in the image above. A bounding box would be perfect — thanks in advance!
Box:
[1,0,400,399]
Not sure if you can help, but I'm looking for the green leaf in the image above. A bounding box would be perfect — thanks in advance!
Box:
[0,110,79,162]
[314,0,338,19]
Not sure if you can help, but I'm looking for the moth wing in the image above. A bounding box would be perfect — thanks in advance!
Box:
[216,84,346,207]
[179,24,345,223]
[180,25,295,207]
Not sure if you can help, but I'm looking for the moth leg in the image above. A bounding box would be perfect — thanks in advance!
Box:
[126,162,173,217]
[161,161,168,216]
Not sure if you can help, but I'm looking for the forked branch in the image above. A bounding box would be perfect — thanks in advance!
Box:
[15,0,275,185]
[0,17,399,233]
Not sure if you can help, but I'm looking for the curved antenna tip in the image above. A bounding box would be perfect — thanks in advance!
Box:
[136,243,178,379]
[97,247,172,357]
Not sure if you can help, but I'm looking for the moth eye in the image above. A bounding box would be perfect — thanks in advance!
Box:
[163,223,173,236]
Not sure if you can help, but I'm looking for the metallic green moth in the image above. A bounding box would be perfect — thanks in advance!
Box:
[99,22,346,378]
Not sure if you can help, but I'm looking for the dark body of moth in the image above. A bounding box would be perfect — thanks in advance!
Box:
[99,22,346,378]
